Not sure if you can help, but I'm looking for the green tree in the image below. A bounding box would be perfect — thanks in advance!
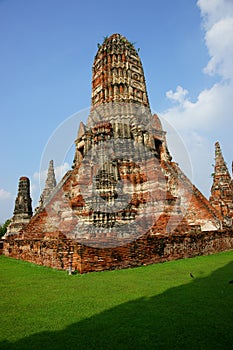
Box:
[0,219,11,237]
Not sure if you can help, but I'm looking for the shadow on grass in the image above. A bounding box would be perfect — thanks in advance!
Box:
[1,261,233,350]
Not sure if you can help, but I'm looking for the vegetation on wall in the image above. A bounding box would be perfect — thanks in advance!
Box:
[0,219,10,237]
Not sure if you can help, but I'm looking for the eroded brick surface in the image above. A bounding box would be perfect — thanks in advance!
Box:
[5,177,32,236]
[3,230,233,273]
[210,142,233,226]
[3,34,233,272]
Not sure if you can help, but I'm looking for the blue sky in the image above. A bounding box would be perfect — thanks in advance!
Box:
[1,0,233,223]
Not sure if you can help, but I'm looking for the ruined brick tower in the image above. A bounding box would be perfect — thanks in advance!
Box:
[4,34,233,272]
[38,160,57,208]
[71,33,220,242]
[6,177,32,236]
[210,142,233,227]
[91,34,149,107]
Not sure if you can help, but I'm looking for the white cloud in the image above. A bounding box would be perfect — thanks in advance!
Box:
[33,168,47,183]
[0,188,12,200]
[0,189,14,223]
[160,0,233,197]
[197,0,233,30]
[33,162,70,185]
[204,17,233,79]
[166,85,189,103]
[163,82,233,132]
[198,0,233,79]
[54,162,70,182]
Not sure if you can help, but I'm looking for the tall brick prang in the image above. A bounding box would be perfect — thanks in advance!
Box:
[92,34,150,108]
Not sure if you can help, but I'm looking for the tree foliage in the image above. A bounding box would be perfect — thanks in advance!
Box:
[0,219,11,237]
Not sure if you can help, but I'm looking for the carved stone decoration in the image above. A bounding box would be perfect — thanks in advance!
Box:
[4,33,233,273]
[5,177,32,236]
[92,34,150,108]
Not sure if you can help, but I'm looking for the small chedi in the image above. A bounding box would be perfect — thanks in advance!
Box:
[3,34,233,273]
[6,177,32,235]
[209,142,233,226]
[37,159,57,209]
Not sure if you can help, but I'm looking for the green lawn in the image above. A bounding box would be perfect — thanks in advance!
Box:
[0,251,233,350]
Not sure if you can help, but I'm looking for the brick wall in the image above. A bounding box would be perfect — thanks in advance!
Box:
[3,229,233,273]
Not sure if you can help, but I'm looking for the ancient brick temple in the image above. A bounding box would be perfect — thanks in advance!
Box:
[3,34,233,273]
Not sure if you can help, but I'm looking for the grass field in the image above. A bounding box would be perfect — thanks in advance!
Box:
[0,251,233,350]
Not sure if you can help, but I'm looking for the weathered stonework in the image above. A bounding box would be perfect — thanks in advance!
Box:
[5,177,32,236]
[37,160,57,209]
[3,230,233,273]
[210,142,233,227]
[3,34,233,272]
[92,34,150,108]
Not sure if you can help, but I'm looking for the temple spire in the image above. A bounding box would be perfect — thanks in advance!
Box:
[210,142,233,225]
[39,160,57,207]
[214,142,231,176]
[92,34,150,108]
[5,177,32,236]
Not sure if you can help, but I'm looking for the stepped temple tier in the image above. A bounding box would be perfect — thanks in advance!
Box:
[3,34,233,273]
